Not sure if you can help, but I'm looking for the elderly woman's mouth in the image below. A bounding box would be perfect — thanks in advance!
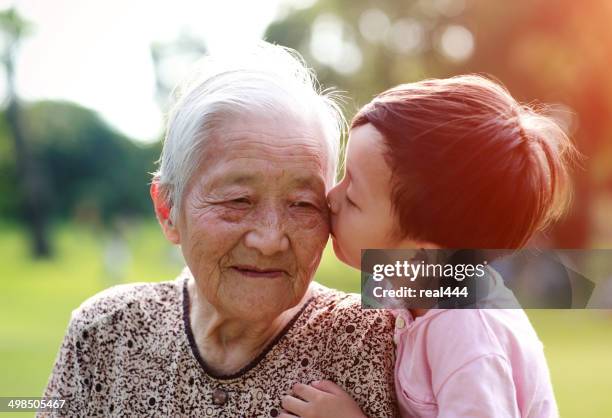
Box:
[230,265,288,278]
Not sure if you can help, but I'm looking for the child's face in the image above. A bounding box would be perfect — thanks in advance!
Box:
[327,123,398,269]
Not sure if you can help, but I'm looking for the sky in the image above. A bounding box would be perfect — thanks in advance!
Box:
[0,0,308,142]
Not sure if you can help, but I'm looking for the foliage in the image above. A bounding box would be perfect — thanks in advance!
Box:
[0,101,161,223]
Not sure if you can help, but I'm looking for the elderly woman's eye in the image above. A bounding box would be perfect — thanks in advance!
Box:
[226,197,252,208]
[291,201,317,209]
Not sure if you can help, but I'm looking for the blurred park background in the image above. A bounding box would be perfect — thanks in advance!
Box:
[1,0,612,416]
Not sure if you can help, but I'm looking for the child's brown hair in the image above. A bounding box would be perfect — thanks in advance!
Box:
[352,75,580,248]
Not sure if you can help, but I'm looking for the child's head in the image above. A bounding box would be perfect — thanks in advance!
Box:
[328,75,578,268]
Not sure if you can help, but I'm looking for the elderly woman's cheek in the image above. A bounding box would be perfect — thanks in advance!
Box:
[217,207,251,224]
[287,211,328,289]
[291,207,329,234]
[289,208,330,252]
[180,204,247,259]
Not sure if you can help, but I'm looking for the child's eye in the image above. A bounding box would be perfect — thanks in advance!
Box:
[346,195,357,207]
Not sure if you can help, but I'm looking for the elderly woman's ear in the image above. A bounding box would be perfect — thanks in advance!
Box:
[150,181,181,245]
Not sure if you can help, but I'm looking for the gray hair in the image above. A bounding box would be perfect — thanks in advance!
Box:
[153,41,345,222]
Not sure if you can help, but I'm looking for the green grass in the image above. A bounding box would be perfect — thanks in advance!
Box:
[1,221,611,417]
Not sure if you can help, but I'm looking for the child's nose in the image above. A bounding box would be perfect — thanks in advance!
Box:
[327,186,340,214]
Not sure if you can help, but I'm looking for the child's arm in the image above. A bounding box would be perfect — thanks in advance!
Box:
[279,380,368,418]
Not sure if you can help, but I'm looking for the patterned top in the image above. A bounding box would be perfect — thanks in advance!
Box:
[40,274,399,417]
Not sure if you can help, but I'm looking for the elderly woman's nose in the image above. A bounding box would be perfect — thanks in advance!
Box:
[244,213,290,256]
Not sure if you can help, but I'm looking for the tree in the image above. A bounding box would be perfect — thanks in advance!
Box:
[0,8,51,257]
[0,99,162,226]
[150,32,207,110]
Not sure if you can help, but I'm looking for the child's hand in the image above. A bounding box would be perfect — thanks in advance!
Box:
[279,380,368,418]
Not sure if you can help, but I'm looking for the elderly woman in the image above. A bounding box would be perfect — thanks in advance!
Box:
[42,43,398,417]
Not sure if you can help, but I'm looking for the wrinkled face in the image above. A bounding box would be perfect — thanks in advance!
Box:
[328,123,397,269]
[176,111,331,321]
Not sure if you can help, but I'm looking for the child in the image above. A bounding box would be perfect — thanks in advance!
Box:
[280,75,577,418]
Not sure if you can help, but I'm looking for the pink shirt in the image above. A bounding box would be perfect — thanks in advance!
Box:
[393,308,559,418]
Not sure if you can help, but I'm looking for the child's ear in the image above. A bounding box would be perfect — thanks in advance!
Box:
[150,182,180,245]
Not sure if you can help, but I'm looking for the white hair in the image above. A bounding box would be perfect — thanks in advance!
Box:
[153,41,345,222]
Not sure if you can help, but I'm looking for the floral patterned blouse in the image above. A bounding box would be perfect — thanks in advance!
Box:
[41,272,399,417]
